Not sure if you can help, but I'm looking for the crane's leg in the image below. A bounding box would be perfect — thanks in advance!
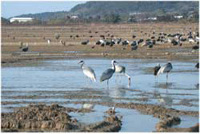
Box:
[124,73,131,86]
[166,73,168,84]
[107,80,109,88]
[154,76,157,87]
[115,74,118,84]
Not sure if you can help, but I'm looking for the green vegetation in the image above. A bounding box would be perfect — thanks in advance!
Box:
[3,1,199,25]
[1,17,10,25]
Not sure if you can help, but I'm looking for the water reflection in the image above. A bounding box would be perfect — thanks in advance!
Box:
[108,86,126,99]
[195,83,199,89]
[153,89,173,107]
[155,82,175,89]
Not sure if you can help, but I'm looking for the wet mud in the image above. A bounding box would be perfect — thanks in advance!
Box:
[1,104,122,132]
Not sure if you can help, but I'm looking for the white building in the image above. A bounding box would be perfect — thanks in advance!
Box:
[71,16,79,19]
[10,17,33,23]
[174,16,183,19]
[147,17,157,21]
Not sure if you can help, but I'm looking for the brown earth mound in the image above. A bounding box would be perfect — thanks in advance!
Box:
[1,104,122,132]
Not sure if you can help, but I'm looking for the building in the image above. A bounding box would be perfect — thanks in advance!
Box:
[70,16,79,19]
[174,15,183,19]
[10,17,33,23]
[147,17,157,21]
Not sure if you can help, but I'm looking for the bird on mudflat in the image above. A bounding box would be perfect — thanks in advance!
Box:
[78,60,96,82]
[100,60,117,86]
[21,44,29,52]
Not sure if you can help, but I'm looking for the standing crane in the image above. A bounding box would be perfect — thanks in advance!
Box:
[114,61,131,86]
[78,60,96,82]
[157,62,173,83]
[100,60,117,86]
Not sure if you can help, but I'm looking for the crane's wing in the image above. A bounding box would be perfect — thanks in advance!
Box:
[83,66,96,82]
[100,69,114,82]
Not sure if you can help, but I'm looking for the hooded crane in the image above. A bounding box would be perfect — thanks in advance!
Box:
[157,62,173,83]
[195,63,199,69]
[100,60,117,86]
[21,43,29,52]
[81,40,89,45]
[154,63,161,77]
[78,60,96,82]
[114,61,131,86]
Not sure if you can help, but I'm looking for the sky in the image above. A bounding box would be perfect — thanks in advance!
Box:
[1,1,87,18]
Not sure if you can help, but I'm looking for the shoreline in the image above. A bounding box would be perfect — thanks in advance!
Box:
[1,49,199,67]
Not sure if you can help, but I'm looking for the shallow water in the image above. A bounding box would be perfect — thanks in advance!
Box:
[1,58,199,131]
[65,104,159,132]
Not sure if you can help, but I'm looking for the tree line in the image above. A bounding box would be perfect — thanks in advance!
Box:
[1,11,199,26]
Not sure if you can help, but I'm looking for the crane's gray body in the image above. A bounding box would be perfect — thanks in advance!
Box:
[157,62,173,75]
[100,60,116,83]
[100,68,115,82]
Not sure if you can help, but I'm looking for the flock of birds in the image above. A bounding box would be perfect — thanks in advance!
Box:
[18,29,199,52]
[78,60,186,87]
[80,30,199,51]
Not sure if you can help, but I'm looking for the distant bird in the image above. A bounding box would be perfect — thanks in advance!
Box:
[78,60,96,82]
[122,40,129,46]
[132,35,136,38]
[131,45,138,50]
[60,40,65,46]
[117,38,122,44]
[171,39,180,46]
[157,94,173,106]
[82,103,94,110]
[192,45,199,50]
[47,39,51,44]
[114,61,131,85]
[189,38,195,43]
[21,44,29,52]
[96,39,105,45]
[195,63,199,69]
[81,40,89,45]
[100,60,117,86]
[157,62,173,82]
[131,41,138,47]
[154,63,161,77]
[138,39,144,44]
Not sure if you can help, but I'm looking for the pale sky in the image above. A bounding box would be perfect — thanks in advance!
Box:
[1,1,86,18]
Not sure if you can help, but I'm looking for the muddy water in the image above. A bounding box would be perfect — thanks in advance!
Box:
[1,58,199,131]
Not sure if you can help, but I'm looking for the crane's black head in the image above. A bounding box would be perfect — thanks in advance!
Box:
[111,60,117,64]
[167,61,172,65]
[78,60,84,64]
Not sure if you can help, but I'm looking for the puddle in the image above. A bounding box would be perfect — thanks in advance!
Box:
[172,115,199,128]
[64,104,159,132]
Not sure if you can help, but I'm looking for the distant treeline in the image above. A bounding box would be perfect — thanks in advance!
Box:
[2,11,199,26]
[2,1,198,25]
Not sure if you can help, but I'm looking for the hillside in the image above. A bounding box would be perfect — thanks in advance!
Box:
[70,1,199,17]
[15,11,70,21]
[15,1,199,21]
